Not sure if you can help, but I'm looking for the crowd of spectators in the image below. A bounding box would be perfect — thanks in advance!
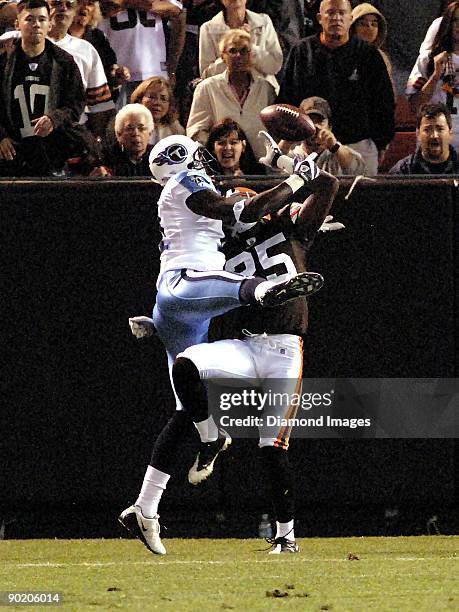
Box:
[0,0,458,178]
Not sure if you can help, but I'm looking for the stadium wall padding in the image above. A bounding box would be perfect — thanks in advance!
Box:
[0,177,457,537]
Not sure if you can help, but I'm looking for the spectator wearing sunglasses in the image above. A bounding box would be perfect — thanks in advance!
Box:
[187,28,275,160]
[199,0,282,94]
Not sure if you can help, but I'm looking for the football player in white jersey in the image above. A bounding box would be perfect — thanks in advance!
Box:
[118,133,340,555]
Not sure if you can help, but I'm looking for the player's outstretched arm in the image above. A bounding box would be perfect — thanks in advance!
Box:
[239,157,339,223]
[186,159,338,225]
[186,179,307,224]
[293,165,340,234]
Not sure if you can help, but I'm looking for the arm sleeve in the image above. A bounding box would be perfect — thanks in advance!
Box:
[366,48,395,150]
[343,148,366,175]
[47,59,86,128]
[179,170,215,194]
[198,20,222,77]
[186,81,213,145]
[91,28,117,72]
[419,17,441,54]
[85,45,115,113]
[249,14,283,77]
[388,156,410,174]
[406,53,429,94]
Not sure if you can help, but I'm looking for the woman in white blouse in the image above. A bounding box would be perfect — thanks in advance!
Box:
[199,0,283,93]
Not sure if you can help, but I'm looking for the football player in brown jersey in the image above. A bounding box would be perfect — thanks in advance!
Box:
[119,134,340,555]
[173,182,343,553]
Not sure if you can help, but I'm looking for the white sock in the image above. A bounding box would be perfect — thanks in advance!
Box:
[276,520,295,540]
[254,280,276,302]
[194,415,218,442]
[135,466,170,518]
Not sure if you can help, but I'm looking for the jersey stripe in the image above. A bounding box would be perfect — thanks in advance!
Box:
[182,269,245,283]
[273,336,303,450]
[87,83,112,107]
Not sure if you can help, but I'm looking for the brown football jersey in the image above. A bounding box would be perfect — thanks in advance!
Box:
[209,204,317,339]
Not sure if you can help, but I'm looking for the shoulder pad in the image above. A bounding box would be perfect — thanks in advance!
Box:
[177,170,215,194]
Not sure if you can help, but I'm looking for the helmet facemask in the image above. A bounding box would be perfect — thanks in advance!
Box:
[193,146,219,175]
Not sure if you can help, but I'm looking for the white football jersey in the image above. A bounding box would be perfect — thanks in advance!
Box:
[99,0,182,81]
[158,169,225,274]
[54,34,114,115]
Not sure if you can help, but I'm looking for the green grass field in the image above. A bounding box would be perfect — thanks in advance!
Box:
[1,536,457,611]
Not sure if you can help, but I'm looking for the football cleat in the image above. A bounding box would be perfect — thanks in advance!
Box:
[268,537,300,554]
[128,316,156,339]
[188,430,232,485]
[258,272,324,307]
[118,505,166,555]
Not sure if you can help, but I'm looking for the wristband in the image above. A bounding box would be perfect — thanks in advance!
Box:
[329,141,341,154]
[285,174,305,194]
[277,154,294,174]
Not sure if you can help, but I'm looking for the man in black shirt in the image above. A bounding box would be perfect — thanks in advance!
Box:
[0,0,85,176]
[277,0,394,175]
[390,103,459,175]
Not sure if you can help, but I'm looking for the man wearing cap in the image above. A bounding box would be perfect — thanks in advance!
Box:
[279,96,365,176]
[277,0,394,175]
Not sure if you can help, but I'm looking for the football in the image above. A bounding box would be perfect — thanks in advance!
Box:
[260,104,316,141]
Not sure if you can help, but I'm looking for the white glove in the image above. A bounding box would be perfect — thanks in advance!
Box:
[258,130,294,174]
[319,215,345,232]
[129,316,156,339]
[258,130,282,167]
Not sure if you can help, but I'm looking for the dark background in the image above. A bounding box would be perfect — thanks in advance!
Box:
[1,177,457,539]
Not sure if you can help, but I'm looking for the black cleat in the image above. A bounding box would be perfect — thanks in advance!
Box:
[259,272,324,307]
[188,430,232,485]
[268,536,300,554]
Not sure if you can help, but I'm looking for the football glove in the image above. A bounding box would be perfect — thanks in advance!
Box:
[258,130,281,166]
[258,130,294,174]
[293,152,320,182]
[129,316,156,339]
